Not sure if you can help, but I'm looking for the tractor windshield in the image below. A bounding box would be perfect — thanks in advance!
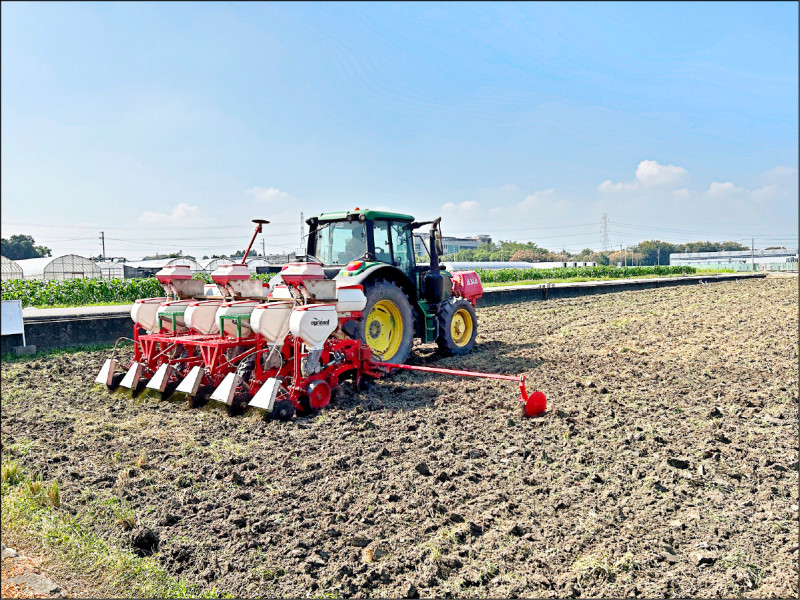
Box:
[313,221,367,265]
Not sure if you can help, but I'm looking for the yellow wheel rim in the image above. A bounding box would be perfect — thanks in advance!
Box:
[450,308,473,347]
[366,299,404,359]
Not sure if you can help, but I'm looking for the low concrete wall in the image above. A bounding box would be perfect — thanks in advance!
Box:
[476,272,766,307]
[3,314,133,355]
[1,272,767,356]
[1,333,24,356]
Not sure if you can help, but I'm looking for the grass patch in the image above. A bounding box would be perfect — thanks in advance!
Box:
[572,551,638,585]
[2,459,23,485]
[1,461,220,598]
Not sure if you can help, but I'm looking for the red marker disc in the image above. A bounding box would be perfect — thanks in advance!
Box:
[525,391,547,417]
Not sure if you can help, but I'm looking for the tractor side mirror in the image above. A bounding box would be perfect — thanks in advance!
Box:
[434,230,444,256]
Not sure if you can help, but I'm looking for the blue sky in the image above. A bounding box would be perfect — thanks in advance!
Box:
[2,1,797,259]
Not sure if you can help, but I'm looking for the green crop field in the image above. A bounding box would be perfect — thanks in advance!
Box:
[1,266,699,308]
[1,278,165,308]
[475,264,696,284]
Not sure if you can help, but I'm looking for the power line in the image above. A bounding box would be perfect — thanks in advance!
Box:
[613,221,797,238]
[1,221,298,230]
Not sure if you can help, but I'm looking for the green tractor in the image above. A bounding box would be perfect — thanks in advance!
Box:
[303,208,484,364]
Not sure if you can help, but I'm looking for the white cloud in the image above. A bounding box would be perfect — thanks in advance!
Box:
[246,186,290,204]
[437,188,572,239]
[442,200,480,213]
[519,188,557,209]
[751,184,778,202]
[488,188,570,219]
[635,160,686,186]
[140,202,213,226]
[763,166,797,178]
[706,181,743,198]
[599,160,686,193]
[672,188,692,200]
[598,180,637,192]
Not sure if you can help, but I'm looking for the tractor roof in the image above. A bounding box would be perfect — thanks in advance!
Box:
[314,208,414,222]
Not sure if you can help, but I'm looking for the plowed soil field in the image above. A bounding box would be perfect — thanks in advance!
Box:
[2,277,798,598]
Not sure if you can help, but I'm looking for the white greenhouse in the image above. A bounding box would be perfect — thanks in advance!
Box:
[203,257,233,272]
[95,261,126,279]
[14,255,102,280]
[1,256,24,281]
[245,257,270,273]
[44,255,102,280]
[124,257,204,276]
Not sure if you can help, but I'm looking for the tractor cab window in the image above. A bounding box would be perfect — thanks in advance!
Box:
[372,221,392,263]
[314,221,367,265]
[390,222,413,274]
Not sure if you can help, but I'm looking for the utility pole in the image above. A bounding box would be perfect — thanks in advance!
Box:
[99,231,106,261]
[300,212,304,253]
[657,246,660,267]
[752,237,755,271]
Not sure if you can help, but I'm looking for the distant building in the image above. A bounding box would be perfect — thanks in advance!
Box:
[669,248,798,266]
[441,261,596,270]
[123,257,204,278]
[413,234,492,256]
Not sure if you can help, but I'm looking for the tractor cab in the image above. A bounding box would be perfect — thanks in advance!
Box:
[305,209,417,277]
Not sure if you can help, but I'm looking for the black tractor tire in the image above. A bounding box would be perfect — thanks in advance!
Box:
[356,279,415,364]
[436,298,478,356]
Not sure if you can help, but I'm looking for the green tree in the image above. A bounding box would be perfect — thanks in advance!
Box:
[446,248,476,261]
[473,248,492,262]
[509,249,539,262]
[0,235,51,260]
[719,241,749,251]
[632,240,681,266]
[680,240,747,253]
[587,252,610,265]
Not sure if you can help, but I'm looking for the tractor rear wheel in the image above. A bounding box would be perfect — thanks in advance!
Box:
[357,280,414,364]
[436,298,478,356]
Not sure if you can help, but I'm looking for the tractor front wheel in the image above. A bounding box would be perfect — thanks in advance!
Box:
[358,280,415,364]
[436,298,478,356]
